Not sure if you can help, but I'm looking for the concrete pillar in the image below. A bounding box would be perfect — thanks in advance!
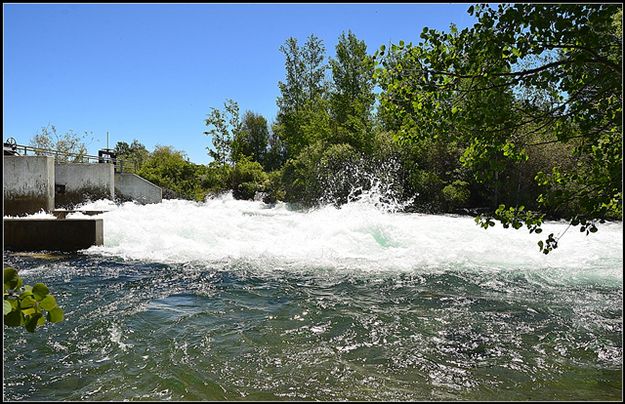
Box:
[3,156,55,216]
[55,163,115,208]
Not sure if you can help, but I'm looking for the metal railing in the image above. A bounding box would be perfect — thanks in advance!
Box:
[8,143,139,173]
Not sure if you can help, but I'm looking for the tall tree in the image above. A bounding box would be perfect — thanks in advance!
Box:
[275,35,330,158]
[277,37,305,116]
[203,99,241,165]
[302,34,328,101]
[113,139,149,173]
[231,111,270,165]
[329,31,376,152]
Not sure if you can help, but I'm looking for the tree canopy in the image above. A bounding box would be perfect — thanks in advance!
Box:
[375,3,622,252]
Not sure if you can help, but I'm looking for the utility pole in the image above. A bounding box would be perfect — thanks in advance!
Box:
[106,131,109,150]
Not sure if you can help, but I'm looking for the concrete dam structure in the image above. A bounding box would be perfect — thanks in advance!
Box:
[3,155,55,216]
[3,151,162,251]
[4,155,162,216]
[55,161,116,208]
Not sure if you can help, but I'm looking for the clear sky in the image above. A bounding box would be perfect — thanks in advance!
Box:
[4,3,477,164]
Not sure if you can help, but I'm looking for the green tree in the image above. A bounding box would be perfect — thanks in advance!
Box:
[198,162,232,197]
[113,139,149,173]
[138,145,204,200]
[329,31,376,153]
[264,128,287,172]
[204,99,241,164]
[302,34,328,101]
[231,111,269,166]
[229,157,269,200]
[375,4,622,252]
[275,35,330,158]
[30,124,90,163]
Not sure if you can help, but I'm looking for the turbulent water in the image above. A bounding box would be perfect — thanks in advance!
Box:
[3,193,623,401]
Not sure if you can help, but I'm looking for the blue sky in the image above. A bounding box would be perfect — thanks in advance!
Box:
[4,3,477,164]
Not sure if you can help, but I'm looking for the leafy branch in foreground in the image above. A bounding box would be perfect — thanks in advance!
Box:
[4,267,64,332]
[375,4,622,253]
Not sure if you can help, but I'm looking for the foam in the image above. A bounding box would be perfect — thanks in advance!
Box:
[74,193,623,281]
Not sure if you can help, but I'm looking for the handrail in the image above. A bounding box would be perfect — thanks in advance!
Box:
[9,143,139,173]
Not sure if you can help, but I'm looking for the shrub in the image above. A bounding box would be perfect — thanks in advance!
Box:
[441,180,471,211]
[229,157,268,200]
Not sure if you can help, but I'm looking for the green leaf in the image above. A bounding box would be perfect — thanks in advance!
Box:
[4,308,23,327]
[19,290,34,299]
[39,295,58,311]
[20,295,37,309]
[32,283,50,300]
[3,300,13,316]
[4,267,22,291]
[22,307,36,316]
[25,313,43,332]
[4,267,18,284]
[47,307,64,323]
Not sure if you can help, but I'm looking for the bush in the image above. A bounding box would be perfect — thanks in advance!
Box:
[138,146,204,200]
[281,142,326,207]
[262,170,286,204]
[406,169,444,212]
[441,180,471,211]
[229,157,268,200]
[199,162,232,198]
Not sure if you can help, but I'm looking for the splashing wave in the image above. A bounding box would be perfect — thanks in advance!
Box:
[73,193,622,283]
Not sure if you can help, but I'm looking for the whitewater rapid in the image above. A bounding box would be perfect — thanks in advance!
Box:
[59,193,622,282]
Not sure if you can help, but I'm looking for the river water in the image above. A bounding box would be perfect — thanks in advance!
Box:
[3,194,623,400]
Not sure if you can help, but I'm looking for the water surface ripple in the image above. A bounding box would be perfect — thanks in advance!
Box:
[3,195,622,401]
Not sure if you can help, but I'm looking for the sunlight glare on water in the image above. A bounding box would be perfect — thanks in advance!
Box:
[3,192,622,401]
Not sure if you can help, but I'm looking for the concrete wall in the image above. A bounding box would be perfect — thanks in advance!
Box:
[3,156,55,216]
[4,218,103,251]
[115,172,162,204]
[55,163,114,208]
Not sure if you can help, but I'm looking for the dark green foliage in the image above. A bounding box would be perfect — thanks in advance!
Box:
[280,142,326,207]
[229,157,268,200]
[280,141,390,208]
[114,139,149,173]
[329,31,377,153]
[138,146,206,201]
[375,4,622,251]
[262,170,286,204]
[4,267,64,332]
[232,112,270,167]
[263,130,287,172]
[198,162,233,197]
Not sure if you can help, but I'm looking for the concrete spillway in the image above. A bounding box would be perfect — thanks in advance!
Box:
[4,154,161,251]
[4,218,103,251]
[3,155,162,217]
